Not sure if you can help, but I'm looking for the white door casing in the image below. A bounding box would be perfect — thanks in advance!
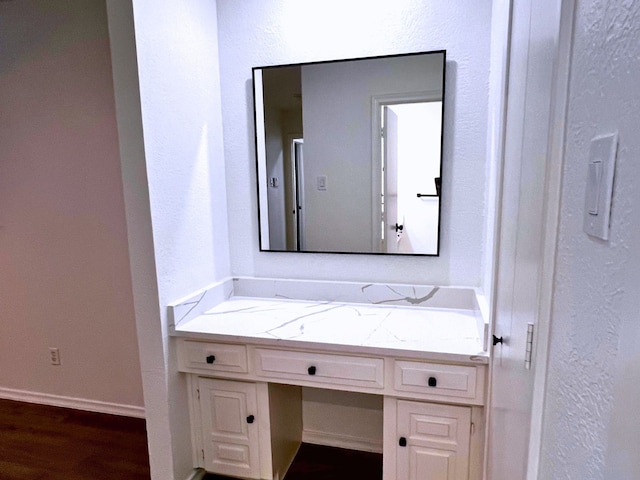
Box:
[284,135,304,251]
[293,139,306,251]
[383,106,400,253]
[486,0,573,479]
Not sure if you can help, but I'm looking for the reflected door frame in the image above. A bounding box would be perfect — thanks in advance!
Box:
[285,134,305,251]
[381,105,400,253]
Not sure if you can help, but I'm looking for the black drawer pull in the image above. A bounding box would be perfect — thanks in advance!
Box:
[308,366,317,375]
[205,355,216,364]
[399,437,407,447]
[428,376,437,387]
[246,415,255,424]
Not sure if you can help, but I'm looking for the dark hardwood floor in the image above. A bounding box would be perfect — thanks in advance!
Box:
[0,398,150,480]
[204,443,383,480]
[278,444,382,480]
[0,398,381,480]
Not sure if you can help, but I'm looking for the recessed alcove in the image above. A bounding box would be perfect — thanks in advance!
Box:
[104,0,567,478]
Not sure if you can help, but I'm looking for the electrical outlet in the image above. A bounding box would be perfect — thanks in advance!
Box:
[49,347,60,365]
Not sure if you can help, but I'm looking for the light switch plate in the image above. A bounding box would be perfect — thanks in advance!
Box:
[583,132,618,240]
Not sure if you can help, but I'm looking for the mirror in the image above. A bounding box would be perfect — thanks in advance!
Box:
[253,50,445,255]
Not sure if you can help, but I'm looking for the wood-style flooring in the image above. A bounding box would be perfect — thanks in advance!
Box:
[0,398,150,480]
[204,443,383,480]
[0,398,382,480]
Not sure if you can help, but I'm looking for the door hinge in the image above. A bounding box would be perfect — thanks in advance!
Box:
[196,388,200,400]
[525,322,534,370]
[381,127,385,138]
[470,422,475,435]
[201,449,205,462]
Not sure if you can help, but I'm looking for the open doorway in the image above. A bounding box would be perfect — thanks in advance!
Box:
[377,99,443,254]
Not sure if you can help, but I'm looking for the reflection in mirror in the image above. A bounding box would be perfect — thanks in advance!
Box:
[253,51,445,255]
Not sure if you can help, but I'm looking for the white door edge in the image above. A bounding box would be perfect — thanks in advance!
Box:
[525,0,576,478]
[481,0,513,477]
[485,0,574,479]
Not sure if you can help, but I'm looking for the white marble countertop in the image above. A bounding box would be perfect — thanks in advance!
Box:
[173,295,488,364]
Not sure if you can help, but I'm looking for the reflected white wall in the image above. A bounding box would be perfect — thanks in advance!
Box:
[300,55,442,253]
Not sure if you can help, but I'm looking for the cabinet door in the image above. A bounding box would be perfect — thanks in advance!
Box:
[396,401,471,480]
[198,378,261,479]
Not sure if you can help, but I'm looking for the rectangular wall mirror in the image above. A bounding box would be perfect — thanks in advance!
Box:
[253,50,445,255]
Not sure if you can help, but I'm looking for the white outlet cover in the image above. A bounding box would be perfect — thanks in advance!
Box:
[583,132,618,240]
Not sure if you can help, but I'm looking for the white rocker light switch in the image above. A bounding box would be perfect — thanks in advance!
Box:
[586,161,602,215]
[583,132,618,240]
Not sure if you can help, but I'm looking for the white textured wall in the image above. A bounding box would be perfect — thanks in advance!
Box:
[109,0,231,478]
[217,0,492,286]
[539,1,640,478]
[0,0,143,410]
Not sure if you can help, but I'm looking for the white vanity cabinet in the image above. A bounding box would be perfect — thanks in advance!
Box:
[384,398,472,480]
[191,375,303,480]
[178,338,486,480]
[197,377,262,479]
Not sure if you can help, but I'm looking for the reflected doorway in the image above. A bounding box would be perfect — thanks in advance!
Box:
[379,100,442,254]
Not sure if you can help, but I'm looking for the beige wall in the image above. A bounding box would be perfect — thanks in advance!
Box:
[0,0,143,412]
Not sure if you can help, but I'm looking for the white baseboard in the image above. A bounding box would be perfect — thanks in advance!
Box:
[302,429,383,454]
[0,386,145,418]
[184,469,206,480]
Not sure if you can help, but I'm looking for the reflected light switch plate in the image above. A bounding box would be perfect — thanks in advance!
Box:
[583,132,618,240]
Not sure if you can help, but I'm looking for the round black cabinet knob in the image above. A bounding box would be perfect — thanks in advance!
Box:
[246,415,255,424]
[428,376,437,387]
[308,366,317,376]
[399,437,407,447]
[205,355,216,364]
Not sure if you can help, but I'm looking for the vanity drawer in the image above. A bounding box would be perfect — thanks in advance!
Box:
[254,348,384,389]
[177,340,248,374]
[393,360,484,403]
